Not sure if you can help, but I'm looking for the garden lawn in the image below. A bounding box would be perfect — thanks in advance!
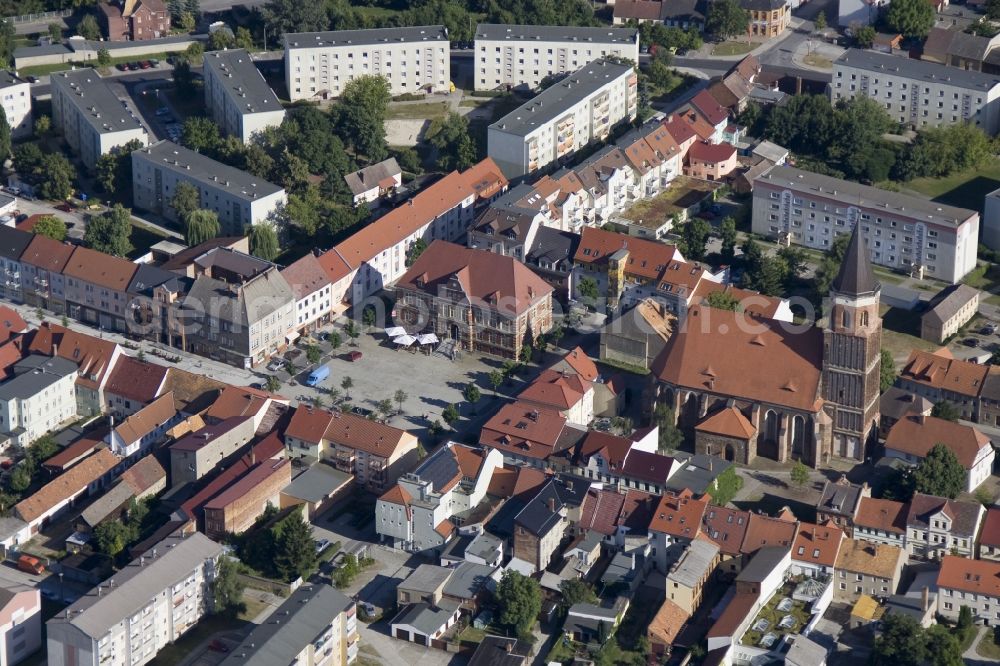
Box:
[712,41,759,56]
[977,630,1000,660]
[903,161,1000,213]
[386,101,452,120]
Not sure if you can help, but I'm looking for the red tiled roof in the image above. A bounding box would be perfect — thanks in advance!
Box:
[397,241,553,317]
[518,369,591,411]
[578,431,633,468]
[480,401,566,460]
[937,555,1000,597]
[695,407,756,439]
[435,519,455,538]
[580,488,627,535]
[317,248,352,284]
[559,347,599,382]
[854,497,908,536]
[26,323,120,390]
[204,458,290,510]
[19,234,75,274]
[62,246,137,292]
[702,506,750,556]
[280,253,331,300]
[324,410,413,458]
[791,522,843,567]
[380,484,412,506]
[113,392,176,446]
[15,449,119,522]
[613,0,663,21]
[43,431,107,472]
[285,405,335,445]
[204,385,270,422]
[649,490,707,538]
[0,306,26,345]
[688,141,737,164]
[900,348,988,399]
[104,354,169,404]
[574,226,680,283]
[487,466,518,498]
[120,455,166,495]
[0,341,22,380]
[981,507,1000,548]
[741,512,798,555]
[648,599,691,647]
[620,449,675,484]
[690,90,730,127]
[461,157,508,202]
[707,592,758,639]
[512,466,547,497]
[885,415,991,468]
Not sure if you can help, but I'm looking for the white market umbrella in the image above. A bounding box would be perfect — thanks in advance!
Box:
[393,334,417,347]
[384,326,406,337]
[417,333,439,345]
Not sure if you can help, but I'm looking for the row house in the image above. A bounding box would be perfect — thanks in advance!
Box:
[18,233,74,314]
[14,449,120,535]
[884,414,995,493]
[906,493,984,560]
[203,458,292,540]
[102,354,169,419]
[283,405,419,493]
[106,392,179,459]
[937,555,1000,625]
[833,537,906,604]
[981,507,1000,562]
[557,429,678,495]
[896,347,1000,426]
[577,486,658,552]
[280,252,334,336]
[62,247,138,335]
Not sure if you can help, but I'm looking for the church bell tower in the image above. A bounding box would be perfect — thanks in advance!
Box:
[822,224,882,462]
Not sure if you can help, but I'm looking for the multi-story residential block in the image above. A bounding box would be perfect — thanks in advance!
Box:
[106,393,178,459]
[833,537,905,604]
[394,240,553,359]
[219,583,358,666]
[376,442,502,554]
[62,246,138,333]
[753,165,979,282]
[853,497,908,549]
[936,555,1000,623]
[203,49,285,143]
[831,49,1000,134]
[284,406,419,493]
[473,24,639,92]
[744,0,790,38]
[884,415,995,492]
[203,458,291,539]
[324,159,507,307]
[97,0,170,41]
[919,283,981,343]
[133,141,286,234]
[790,521,843,578]
[174,248,295,368]
[0,585,41,666]
[0,356,78,449]
[280,253,333,335]
[169,416,257,485]
[18,233,73,314]
[0,226,33,304]
[0,72,32,140]
[46,532,224,666]
[284,26,450,102]
[14,448,119,534]
[512,479,571,573]
[649,490,709,572]
[50,69,149,170]
[488,59,637,178]
[905,493,984,559]
[896,348,996,423]
[666,539,720,614]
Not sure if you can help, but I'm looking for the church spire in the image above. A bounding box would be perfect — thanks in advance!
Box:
[831,223,879,297]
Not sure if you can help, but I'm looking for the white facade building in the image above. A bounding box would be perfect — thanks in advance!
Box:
[0,356,77,449]
[45,532,224,666]
[488,59,638,178]
[50,69,149,170]
[0,73,31,140]
[831,49,1000,134]
[753,165,979,283]
[203,49,286,143]
[284,26,450,102]
[473,24,639,91]
[132,140,286,234]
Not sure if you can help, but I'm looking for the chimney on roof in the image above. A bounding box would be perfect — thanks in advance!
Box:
[548,497,556,512]
[505,641,514,653]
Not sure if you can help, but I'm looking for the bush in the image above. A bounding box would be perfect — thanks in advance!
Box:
[392,93,426,101]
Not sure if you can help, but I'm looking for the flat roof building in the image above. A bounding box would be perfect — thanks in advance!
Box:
[473,24,639,91]
[752,164,979,283]
[831,49,1000,134]
[0,71,32,140]
[202,49,285,143]
[284,26,450,101]
[132,140,286,234]
[488,58,637,178]
[50,68,149,170]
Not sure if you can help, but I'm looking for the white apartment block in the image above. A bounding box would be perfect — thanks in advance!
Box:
[50,69,148,171]
[473,24,639,91]
[488,59,638,178]
[132,140,286,234]
[753,165,979,283]
[203,49,286,144]
[0,356,77,449]
[46,532,224,666]
[0,72,32,140]
[831,49,1000,134]
[284,26,450,102]
[981,185,1000,250]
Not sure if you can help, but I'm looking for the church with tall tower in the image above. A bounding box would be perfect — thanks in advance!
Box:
[649,223,881,468]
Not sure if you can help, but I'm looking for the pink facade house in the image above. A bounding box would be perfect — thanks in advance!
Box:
[0,586,40,666]
[684,142,738,181]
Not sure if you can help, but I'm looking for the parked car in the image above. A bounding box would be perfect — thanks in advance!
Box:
[315,538,331,554]
[346,350,362,362]
[982,324,997,336]
[116,63,128,71]
[964,337,981,348]
[55,203,73,212]
[140,60,152,69]
[208,640,230,653]
[17,555,44,575]
[351,406,373,417]
[266,359,283,372]
[305,364,330,387]
[25,76,38,83]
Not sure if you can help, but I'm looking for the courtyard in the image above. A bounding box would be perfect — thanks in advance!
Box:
[619,176,721,228]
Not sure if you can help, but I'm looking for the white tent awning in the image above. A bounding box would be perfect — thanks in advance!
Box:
[384,326,406,337]
[417,333,439,345]
[393,334,417,347]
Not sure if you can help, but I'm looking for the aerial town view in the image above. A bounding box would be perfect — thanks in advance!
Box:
[0,0,998,663]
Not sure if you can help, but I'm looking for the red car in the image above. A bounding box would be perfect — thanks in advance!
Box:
[346,351,362,362]
[55,203,73,213]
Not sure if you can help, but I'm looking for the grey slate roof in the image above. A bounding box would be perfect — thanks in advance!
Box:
[281,463,353,504]
[818,479,864,517]
[664,453,731,496]
[468,636,531,666]
[79,480,135,528]
[922,283,980,326]
[737,545,789,583]
[527,226,579,268]
[0,226,33,262]
[181,267,293,328]
[515,479,564,536]
[203,49,283,116]
[136,140,284,201]
[0,72,26,89]
[443,562,496,600]
[832,223,879,297]
[391,600,460,636]
[474,24,638,45]
[0,355,77,402]
[880,386,932,422]
[220,584,353,666]
[757,164,977,229]
[835,48,1000,92]
[907,493,983,537]
[784,635,828,666]
[48,532,223,639]
[285,25,448,50]
[127,263,186,297]
[401,564,452,595]
[50,69,146,136]
[667,539,719,588]
[343,158,401,196]
[489,59,634,137]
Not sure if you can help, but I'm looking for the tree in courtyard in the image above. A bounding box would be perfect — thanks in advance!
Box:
[854,25,877,48]
[338,75,391,162]
[814,10,827,30]
[463,383,481,405]
[249,223,280,261]
[38,154,76,201]
[208,29,234,51]
[376,398,394,419]
[559,579,598,607]
[442,403,460,427]
[880,349,897,392]
[425,112,477,171]
[489,370,504,396]
[706,0,749,39]
[181,117,221,154]
[7,463,31,494]
[924,624,964,666]
[78,14,101,41]
[97,48,111,68]
[48,23,62,43]
[185,41,204,64]
[265,375,281,393]
[341,376,353,399]
[885,0,935,38]
[34,115,51,137]
[681,218,712,262]
[273,508,317,582]
[328,331,342,350]
[705,290,740,312]
[813,232,851,296]
[213,558,246,616]
[654,402,683,451]
[790,460,810,489]
[27,436,58,467]
[173,60,197,99]
[394,389,407,414]
[578,277,600,308]
[871,613,927,666]
[32,216,67,242]
[495,570,542,639]
[406,238,428,267]
[931,400,960,422]
[94,521,130,557]
[718,216,738,264]
[171,181,200,221]
[361,305,376,330]
[305,344,321,365]
[184,209,220,247]
[85,205,133,257]
[912,444,965,499]
[235,27,254,51]
[0,18,13,70]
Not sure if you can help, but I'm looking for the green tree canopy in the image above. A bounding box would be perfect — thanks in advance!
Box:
[718,216,738,264]
[263,0,329,34]
[184,209,220,246]
[885,0,935,38]
[705,290,741,312]
[85,204,133,257]
[182,116,221,154]
[931,400,960,422]
[171,181,200,221]
[496,570,542,637]
[681,218,712,262]
[912,443,966,499]
[0,110,10,164]
[337,75,391,162]
[273,508,318,582]
[706,0,749,38]
[78,14,101,41]
[871,613,926,666]
[32,215,67,242]
[880,349,897,392]
[425,112,477,172]
[248,223,280,261]
[559,579,598,607]
[213,558,246,615]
